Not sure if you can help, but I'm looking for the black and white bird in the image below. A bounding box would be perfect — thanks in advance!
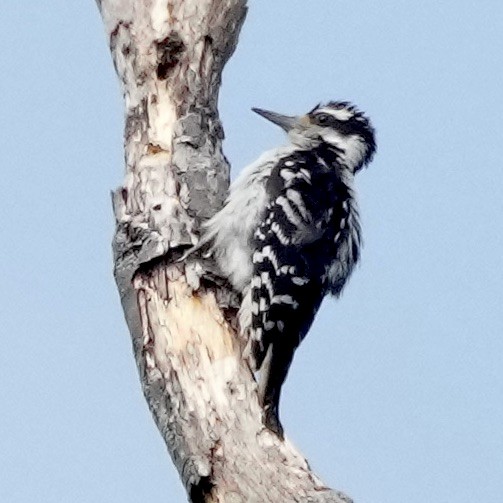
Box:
[197,101,376,437]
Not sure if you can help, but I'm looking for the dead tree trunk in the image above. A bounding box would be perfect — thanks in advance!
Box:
[96,1,352,501]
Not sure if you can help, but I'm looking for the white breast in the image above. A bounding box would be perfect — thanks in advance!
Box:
[204,146,296,291]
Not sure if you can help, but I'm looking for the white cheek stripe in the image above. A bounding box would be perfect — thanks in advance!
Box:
[321,130,367,171]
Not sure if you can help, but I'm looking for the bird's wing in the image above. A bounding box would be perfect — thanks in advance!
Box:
[242,151,347,436]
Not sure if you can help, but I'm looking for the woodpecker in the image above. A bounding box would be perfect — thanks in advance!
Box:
[197,101,376,437]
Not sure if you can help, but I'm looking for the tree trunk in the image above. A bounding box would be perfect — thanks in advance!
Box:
[96,1,352,501]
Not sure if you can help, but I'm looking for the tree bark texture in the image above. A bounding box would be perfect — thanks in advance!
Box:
[96,1,353,501]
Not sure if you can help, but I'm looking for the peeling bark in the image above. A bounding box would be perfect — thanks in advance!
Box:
[96,1,353,501]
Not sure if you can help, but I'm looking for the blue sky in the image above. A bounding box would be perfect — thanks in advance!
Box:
[1,1,502,502]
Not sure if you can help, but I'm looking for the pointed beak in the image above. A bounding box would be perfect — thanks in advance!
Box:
[252,108,297,132]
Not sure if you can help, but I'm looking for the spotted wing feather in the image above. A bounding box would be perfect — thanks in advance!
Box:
[248,150,350,436]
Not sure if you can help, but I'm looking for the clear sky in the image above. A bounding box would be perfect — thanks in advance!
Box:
[1,1,502,502]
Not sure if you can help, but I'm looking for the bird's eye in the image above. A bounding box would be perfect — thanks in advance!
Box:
[316,114,331,125]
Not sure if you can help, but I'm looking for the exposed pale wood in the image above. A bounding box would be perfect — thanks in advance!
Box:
[96,0,353,500]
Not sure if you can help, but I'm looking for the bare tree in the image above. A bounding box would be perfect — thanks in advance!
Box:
[96,1,352,501]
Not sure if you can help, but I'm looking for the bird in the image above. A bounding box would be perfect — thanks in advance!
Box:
[194,101,376,438]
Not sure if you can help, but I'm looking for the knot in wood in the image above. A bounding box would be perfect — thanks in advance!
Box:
[156,32,186,80]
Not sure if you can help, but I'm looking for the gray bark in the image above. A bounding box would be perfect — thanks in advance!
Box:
[96,1,353,501]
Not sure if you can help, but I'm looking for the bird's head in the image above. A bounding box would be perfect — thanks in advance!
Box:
[252,101,376,173]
